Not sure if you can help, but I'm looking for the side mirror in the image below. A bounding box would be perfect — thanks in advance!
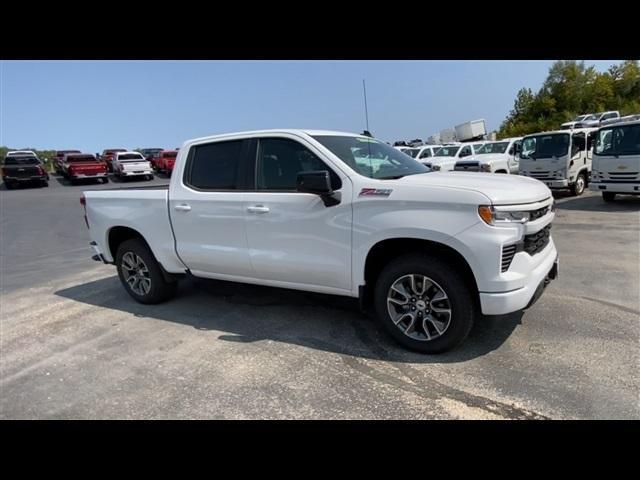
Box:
[296,171,340,207]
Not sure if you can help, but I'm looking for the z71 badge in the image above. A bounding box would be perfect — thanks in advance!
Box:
[359,188,393,197]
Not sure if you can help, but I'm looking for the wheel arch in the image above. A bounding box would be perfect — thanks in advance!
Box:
[361,237,480,310]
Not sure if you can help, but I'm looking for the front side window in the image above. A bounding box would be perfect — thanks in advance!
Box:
[595,124,640,156]
[186,140,243,190]
[257,138,341,190]
[521,134,570,159]
[312,135,428,180]
[476,142,509,155]
[459,146,472,157]
[419,148,432,159]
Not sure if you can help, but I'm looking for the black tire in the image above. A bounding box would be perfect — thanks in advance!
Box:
[570,172,586,196]
[69,178,77,186]
[102,177,109,184]
[495,170,507,174]
[116,238,178,304]
[41,180,49,187]
[4,181,14,190]
[602,191,616,202]
[373,254,475,353]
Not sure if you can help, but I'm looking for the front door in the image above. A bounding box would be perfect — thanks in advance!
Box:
[243,136,353,292]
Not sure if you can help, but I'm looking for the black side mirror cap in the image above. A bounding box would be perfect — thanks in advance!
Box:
[296,170,340,207]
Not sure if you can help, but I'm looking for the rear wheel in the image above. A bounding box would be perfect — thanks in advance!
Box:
[571,172,586,196]
[4,181,14,190]
[373,254,475,353]
[40,180,49,187]
[116,238,178,304]
[602,191,616,202]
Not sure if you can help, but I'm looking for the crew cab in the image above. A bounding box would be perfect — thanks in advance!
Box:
[454,138,523,173]
[112,151,154,180]
[54,150,82,174]
[2,154,49,189]
[519,128,598,196]
[589,120,640,201]
[83,129,558,354]
[423,142,484,171]
[62,153,109,184]
[99,149,127,172]
[154,150,178,175]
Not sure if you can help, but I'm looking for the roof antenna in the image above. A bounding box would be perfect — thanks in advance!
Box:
[362,79,372,137]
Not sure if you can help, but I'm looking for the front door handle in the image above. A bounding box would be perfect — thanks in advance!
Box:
[247,205,270,214]
[174,204,192,212]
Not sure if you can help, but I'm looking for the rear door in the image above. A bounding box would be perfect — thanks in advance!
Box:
[169,138,255,277]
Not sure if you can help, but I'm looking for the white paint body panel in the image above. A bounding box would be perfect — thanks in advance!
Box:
[85,129,558,316]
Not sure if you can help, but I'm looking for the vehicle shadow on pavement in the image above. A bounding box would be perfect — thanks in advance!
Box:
[55,275,524,364]
[553,191,640,212]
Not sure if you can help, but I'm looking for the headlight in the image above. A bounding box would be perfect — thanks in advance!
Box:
[480,164,491,172]
[431,165,441,171]
[478,206,530,225]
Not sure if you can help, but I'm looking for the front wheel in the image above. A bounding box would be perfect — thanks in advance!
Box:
[602,191,616,202]
[373,254,475,353]
[571,172,586,196]
[116,238,178,304]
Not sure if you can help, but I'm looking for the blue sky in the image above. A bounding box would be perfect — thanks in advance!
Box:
[1,60,620,152]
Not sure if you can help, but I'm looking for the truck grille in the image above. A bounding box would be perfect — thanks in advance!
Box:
[454,162,480,172]
[501,244,517,272]
[605,171,640,182]
[523,225,551,256]
[529,205,550,221]
[527,171,552,180]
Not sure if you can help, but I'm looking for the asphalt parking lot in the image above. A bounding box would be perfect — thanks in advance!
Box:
[1,173,639,419]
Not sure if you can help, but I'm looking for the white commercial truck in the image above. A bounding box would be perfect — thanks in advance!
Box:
[455,119,487,142]
[82,129,558,353]
[589,120,640,201]
[519,128,598,196]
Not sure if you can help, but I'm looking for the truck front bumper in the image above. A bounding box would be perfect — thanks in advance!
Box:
[589,182,640,194]
[541,179,568,188]
[479,247,558,316]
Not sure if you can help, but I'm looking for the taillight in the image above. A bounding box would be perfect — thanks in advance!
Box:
[37,166,44,175]
[1,167,7,176]
[80,195,89,229]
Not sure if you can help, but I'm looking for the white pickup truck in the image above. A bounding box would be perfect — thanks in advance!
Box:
[82,129,558,353]
[454,138,523,174]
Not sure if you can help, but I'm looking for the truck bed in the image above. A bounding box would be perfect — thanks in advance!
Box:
[84,186,186,273]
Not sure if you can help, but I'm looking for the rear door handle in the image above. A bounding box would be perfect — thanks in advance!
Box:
[247,205,270,214]
[174,204,192,212]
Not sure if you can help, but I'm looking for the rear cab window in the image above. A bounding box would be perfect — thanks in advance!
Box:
[184,140,246,190]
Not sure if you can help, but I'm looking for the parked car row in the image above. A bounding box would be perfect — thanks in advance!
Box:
[391,117,640,201]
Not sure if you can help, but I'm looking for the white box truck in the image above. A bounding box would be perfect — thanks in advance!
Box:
[589,119,640,201]
[455,119,487,142]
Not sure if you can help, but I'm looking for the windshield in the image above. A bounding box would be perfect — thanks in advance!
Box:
[312,135,429,179]
[3,156,39,165]
[573,115,586,122]
[433,146,460,157]
[583,115,598,122]
[163,152,178,158]
[118,154,144,161]
[476,141,509,155]
[595,124,640,156]
[521,134,570,159]
[66,155,97,163]
[404,148,420,158]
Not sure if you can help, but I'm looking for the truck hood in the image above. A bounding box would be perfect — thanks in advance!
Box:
[392,172,551,205]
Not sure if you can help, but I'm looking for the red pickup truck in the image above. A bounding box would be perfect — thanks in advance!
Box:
[154,150,178,175]
[54,150,81,174]
[62,153,109,184]
[99,149,127,172]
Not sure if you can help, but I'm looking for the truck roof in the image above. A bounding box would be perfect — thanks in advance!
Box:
[523,127,599,137]
[185,129,367,145]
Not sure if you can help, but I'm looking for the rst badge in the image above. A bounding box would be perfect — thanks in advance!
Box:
[359,188,393,197]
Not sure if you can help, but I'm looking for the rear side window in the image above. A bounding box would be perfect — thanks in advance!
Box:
[186,140,243,190]
[419,148,431,158]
